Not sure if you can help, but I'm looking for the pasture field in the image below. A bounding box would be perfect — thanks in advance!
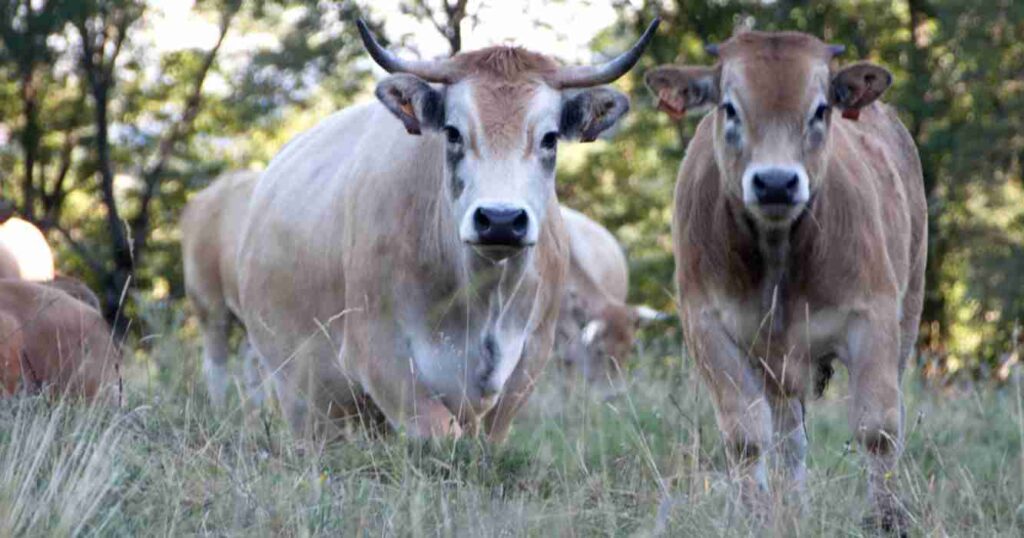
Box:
[0,303,1022,537]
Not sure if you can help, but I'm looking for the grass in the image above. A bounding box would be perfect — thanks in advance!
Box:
[1,304,1023,536]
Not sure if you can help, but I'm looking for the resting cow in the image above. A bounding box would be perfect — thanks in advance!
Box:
[236,19,659,439]
[555,206,666,392]
[0,279,120,402]
[181,170,264,408]
[646,31,926,531]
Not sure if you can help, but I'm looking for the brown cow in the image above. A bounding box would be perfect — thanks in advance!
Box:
[646,31,926,531]
[236,20,659,440]
[181,170,264,408]
[0,279,120,402]
[555,206,667,393]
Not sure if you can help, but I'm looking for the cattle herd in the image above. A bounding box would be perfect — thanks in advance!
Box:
[0,17,927,533]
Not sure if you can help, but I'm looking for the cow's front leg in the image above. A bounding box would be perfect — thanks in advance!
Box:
[355,326,460,439]
[768,392,807,495]
[687,309,772,518]
[846,308,908,534]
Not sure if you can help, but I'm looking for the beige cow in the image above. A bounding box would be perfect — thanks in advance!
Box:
[235,19,659,440]
[555,206,667,392]
[181,170,264,408]
[646,31,926,531]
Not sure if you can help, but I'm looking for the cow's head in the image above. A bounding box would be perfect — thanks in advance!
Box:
[645,32,892,228]
[359,19,658,260]
[580,303,668,386]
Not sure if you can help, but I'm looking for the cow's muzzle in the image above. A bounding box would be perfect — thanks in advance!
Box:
[462,202,535,260]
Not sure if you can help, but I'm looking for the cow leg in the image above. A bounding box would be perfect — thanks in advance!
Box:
[240,338,268,408]
[484,332,554,443]
[768,392,808,498]
[352,325,460,439]
[846,310,908,534]
[199,311,232,409]
[687,310,772,518]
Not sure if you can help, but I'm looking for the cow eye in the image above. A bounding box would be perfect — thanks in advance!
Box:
[812,104,831,123]
[444,126,462,146]
[540,131,558,151]
[721,102,738,122]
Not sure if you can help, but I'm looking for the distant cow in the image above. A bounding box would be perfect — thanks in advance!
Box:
[556,206,666,392]
[181,170,263,408]
[236,19,659,439]
[0,279,120,402]
[0,217,55,281]
[646,31,926,530]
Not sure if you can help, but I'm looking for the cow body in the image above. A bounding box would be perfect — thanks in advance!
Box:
[235,19,657,440]
[181,170,262,408]
[0,279,120,402]
[0,217,55,281]
[648,32,926,530]
[238,103,567,439]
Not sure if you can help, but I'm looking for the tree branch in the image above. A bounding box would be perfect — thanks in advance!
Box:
[129,2,240,257]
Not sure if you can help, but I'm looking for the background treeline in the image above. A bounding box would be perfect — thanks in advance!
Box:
[0,0,1021,378]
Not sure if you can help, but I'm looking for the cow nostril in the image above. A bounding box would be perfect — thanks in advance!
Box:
[753,174,766,190]
[474,209,491,232]
[512,211,528,234]
[786,176,799,190]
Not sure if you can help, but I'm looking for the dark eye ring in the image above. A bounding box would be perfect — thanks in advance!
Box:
[721,102,738,121]
[444,126,462,146]
[540,131,559,151]
[813,104,831,123]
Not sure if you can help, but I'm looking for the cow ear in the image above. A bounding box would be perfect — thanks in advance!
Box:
[632,305,673,327]
[830,62,892,120]
[375,74,445,135]
[560,87,630,143]
[644,65,719,120]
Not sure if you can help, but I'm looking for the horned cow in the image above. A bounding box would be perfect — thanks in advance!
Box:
[646,31,926,531]
[236,19,659,440]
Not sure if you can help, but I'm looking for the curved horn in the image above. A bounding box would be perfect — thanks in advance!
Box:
[552,17,661,89]
[704,43,720,57]
[357,19,455,83]
[828,44,846,57]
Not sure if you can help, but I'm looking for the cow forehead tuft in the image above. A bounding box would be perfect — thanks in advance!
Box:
[451,46,559,80]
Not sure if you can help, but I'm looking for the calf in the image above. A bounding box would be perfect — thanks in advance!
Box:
[646,31,926,531]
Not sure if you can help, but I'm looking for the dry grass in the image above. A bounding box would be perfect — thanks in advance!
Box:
[0,304,1021,536]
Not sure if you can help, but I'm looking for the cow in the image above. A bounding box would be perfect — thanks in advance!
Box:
[555,206,667,393]
[181,170,264,408]
[645,31,926,531]
[235,19,660,440]
[0,216,55,281]
[0,279,121,402]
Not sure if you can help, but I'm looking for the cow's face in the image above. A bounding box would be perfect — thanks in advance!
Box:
[580,304,668,387]
[359,19,659,260]
[645,32,892,228]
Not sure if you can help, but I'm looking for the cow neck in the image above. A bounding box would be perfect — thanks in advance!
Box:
[730,197,816,333]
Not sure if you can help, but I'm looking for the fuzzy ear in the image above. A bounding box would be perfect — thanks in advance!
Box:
[632,305,672,327]
[581,319,606,346]
[644,65,719,120]
[375,74,445,135]
[830,62,892,121]
[560,87,630,143]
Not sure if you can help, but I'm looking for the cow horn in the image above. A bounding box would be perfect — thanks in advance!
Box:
[704,43,720,57]
[828,44,846,57]
[357,19,456,83]
[551,18,661,89]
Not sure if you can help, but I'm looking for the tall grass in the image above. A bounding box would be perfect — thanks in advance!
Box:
[0,308,1021,536]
